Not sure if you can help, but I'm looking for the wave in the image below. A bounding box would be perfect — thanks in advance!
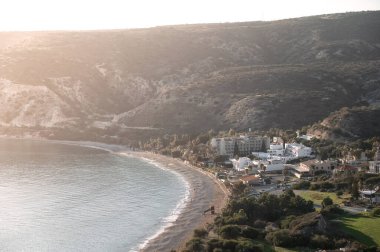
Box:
[122,156,191,252]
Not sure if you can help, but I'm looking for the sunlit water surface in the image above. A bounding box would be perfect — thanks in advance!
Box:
[0,139,186,251]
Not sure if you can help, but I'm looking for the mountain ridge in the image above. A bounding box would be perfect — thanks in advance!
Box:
[0,11,380,141]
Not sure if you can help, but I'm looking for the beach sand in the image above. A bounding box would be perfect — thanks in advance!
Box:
[127,152,229,252]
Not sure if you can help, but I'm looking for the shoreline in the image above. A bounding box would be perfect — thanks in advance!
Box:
[0,137,229,251]
[125,152,229,251]
[55,141,230,250]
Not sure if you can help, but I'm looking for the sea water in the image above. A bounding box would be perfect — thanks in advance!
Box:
[0,138,187,251]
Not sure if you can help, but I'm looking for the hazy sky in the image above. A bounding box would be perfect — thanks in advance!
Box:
[0,0,379,31]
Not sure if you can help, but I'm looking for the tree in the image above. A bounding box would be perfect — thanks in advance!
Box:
[321,197,333,209]
[351,181,360,200]
[233,141,239,157]
[232,182,247,197]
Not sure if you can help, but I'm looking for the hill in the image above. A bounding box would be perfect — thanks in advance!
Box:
[0,11,380,141]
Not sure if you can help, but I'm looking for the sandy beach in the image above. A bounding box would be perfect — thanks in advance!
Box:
[126,152,229,251]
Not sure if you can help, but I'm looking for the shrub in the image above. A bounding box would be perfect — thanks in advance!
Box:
[236,240,263,252]
[280,215,296,229]
[222,239,239,250]
[193,228,208,238]
[240,226,260,239]
[293,180,311,190]
[206,239,222,252]
[336,190,344,197]
[321,205,344,218]
[185,238,205,252]
[321,197,333,208]
[219,225,241,239]
[253,219,266,229]
[320,182,335,190]
[370,207,380,217]
[226,209,248,225]
[310,234,332,249]
[266,230,293,247]
[310,183,320,190]
[336,182,350,190]
[212,249,223,252]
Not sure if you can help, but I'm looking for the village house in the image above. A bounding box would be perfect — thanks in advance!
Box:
[333,164,359,176]
[240,174,262,186]
[288,164,312,178]
[299,159,337,176]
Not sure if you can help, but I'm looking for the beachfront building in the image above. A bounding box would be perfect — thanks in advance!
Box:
[369,148,380,174]
[210,135,270,158]
[300,159,337,175]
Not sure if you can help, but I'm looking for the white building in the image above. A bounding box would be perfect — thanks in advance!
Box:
[232,157,252,172]
[252,159,284,173]
[369,148,380,174]
[267,143,285,156]
[210,135,270,157]
[285,143,312,158]
[296,131,315,141]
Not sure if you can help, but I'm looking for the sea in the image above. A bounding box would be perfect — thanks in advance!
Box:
[0,138,188,251]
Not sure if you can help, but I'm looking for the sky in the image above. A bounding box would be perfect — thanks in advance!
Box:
[0,0,379,31]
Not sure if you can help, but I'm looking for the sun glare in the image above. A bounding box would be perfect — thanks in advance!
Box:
[0,0,379,31]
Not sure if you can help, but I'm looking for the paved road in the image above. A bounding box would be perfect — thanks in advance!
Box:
[341,206,367,214]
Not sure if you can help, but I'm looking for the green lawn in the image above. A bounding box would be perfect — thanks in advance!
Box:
[295,190,350,206]
[337,214,380,246]
[256,240,313,252]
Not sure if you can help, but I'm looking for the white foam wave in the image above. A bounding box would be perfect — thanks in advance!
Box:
[122,156,191,252]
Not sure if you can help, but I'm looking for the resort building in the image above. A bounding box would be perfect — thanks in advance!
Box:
[369,148,380,174]
[267,143,285,156]
[210,135,270,157]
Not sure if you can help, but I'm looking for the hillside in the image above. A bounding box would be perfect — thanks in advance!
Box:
[308,105,380,140]
[0,11,380,141]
